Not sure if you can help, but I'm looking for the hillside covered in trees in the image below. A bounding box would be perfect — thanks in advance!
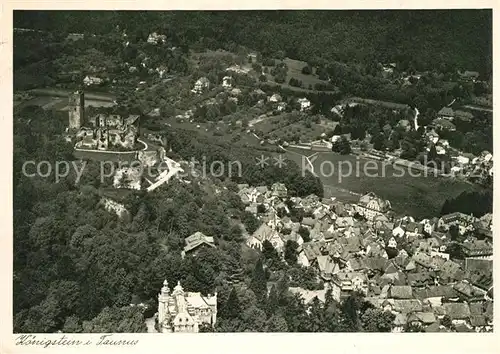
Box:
[14,10,492,77]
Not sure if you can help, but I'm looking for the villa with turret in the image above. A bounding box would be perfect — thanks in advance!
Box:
[157,280,217,333]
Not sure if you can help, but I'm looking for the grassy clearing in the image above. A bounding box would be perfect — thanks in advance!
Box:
[251,115,285,134]
[74,149,137,163]
[285,149,479,219]
[261,57,336,94]
[29,88,115,101]
[16,88,116,112]
[162,116,263,148]
[252,114,336,143]
[283,57,327,89]
[271,122,325,141]
[341,97,410,110]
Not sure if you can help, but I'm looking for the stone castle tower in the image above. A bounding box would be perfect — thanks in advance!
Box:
[68,91,85,130]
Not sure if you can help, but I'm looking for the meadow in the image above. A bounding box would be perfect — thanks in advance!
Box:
[252,113,338,143]
[285,148,480,219]
[15,88,116,112]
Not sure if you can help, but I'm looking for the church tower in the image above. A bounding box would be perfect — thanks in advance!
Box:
[68,90,85,130]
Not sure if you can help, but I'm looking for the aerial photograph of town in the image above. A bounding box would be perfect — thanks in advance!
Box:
[13,10,493,334]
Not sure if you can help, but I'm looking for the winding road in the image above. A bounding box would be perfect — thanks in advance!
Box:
[413,107,420,131]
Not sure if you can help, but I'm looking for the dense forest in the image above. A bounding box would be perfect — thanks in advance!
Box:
[13,10,493,125]
[163,128,324,197]
[440,190,493,217]
[13,106,328,333]
[14,10,492,76]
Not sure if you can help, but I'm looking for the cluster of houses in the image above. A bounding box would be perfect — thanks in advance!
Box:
[431,105,478,132]
[191,74,312,112]
[449,150,494,181]
[236,183,493,332]
[424,106,494,181]
[378,64,481,86]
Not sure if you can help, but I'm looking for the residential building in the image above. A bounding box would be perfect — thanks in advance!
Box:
[438,212,476,232]
[437,107,455,120]
[271,182,288,198]
[443,302,471,325]
[222,76,232,89]
[277,102,287,112]
[458,70,480,82]
[388,285,413,299]
[461,240,493,259]
[331,271,368,301]
[407,312,437,328]
[191,77,210,94]
[355,192,391,221]
[425,130,440,144]
[246,223,284,253]
[269,93,282,103]
[432,118,456,131]
[454,110,474,122]
[297,97,311,111]
[83,75,103,86]
[387,236,398,249]
[405,222,424,237]
[181,231,216,259]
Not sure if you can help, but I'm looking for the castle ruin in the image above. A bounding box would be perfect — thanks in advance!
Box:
[68,90,140,151]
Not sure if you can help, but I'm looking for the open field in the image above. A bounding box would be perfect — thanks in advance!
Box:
[270,122,325,142]
[262,57,338,94]
[29,88,115,101]
[341,97,410,110]
[282,58,328,89]
[74,149,138,163]
[16,96,115,111]
[15,87,116,112]
[157,116,264,148]
[251,115,285,134]
[252,114,337,142]
[285,148,480,219]
[263,81,325,94]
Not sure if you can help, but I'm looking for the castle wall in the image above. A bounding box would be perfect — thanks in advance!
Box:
[113,167,142,190]
[101,197,130,219]
[137,150,160,167]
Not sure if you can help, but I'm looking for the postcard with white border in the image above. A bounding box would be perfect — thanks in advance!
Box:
[1,3,499,354]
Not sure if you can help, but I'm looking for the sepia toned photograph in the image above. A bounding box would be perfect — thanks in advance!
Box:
[12,9,493,335]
